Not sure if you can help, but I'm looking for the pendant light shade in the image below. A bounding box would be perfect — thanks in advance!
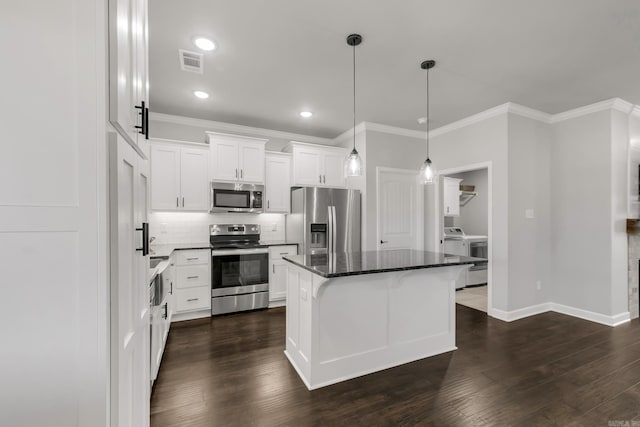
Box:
[419,60,436,185]
[419,158,435,184]
[344,34,362,177]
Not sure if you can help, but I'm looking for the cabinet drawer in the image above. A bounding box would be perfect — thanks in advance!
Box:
[175,249,210,266]
[175,287,211,312]
[176,264,210,288]
[268,245,297,260]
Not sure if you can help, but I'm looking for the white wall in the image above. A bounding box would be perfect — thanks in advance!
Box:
[364,130,427,251]
[550,110,619,316]
[428,114,510,311]
[507,114,552,309]
[611,110,631,316]
[447,169,489,236]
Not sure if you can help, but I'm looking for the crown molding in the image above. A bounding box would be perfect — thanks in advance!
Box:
[632,105,640,119]
[506,103,553,123]
[362,122,424,140]
[429,104,511,138]
[149,112,335,145]
[550,98,634,123]
[332,122,368,144]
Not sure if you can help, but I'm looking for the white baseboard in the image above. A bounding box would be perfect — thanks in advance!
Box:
[489,303,551,322]
[488,302,631,327]
[550,303,631,327]
[268,299,286,308]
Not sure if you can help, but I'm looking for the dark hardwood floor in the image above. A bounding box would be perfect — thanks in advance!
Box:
[151,306,640,426]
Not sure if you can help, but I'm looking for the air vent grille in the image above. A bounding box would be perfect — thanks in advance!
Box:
[179,49,204,74]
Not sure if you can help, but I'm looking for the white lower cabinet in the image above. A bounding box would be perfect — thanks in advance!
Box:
[269,245,297,304]
[173,249,211,317]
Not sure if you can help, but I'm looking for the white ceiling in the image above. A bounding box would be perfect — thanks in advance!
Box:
[149,0,640,138]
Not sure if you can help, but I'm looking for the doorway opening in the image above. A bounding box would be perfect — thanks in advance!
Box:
[434,162,492,314]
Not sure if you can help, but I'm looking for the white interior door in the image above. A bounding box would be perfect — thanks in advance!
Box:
[110,135,150,427]
[377,168,423,250]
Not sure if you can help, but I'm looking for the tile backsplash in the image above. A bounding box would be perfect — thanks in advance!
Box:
[149,212,286,244]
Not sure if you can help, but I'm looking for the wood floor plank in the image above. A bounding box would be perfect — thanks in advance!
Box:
[151,305,640,426]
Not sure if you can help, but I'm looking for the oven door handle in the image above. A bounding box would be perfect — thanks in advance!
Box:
[211,248,269,256]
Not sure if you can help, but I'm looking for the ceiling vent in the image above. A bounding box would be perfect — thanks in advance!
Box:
[179,49,204,74]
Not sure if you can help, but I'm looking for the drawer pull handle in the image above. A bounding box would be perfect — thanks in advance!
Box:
[187,275,199,279]
[186,257,199,260]
[279,252,289,255]
[187,298,199,302]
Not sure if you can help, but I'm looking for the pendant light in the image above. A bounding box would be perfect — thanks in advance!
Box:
[419,60,436,184]
[344,34,362,177]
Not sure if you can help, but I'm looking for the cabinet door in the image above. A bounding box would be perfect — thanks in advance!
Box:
[322,151,346,188]
[180,148,209,211]
[265,155,291,212]
[239,142,265,183]
[109,0,146,147]
[210,139,239,182]
[443,178,461,217]
[150,145,180,210]
[293,148,322,186]
[269,260,288,301]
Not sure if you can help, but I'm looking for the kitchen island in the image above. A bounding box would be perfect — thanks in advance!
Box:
[283,250,479,390]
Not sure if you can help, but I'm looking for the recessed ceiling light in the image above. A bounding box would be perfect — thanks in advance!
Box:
[193,37,216,52]
[300,111,313,118]
[193,90,209,99]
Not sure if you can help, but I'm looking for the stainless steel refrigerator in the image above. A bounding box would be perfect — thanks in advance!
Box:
[287,187,361,255]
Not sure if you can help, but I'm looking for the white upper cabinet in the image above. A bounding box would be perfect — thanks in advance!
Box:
[179,148,210,211]
[109,0,149,152]
[323,150,347,187]
[265,153,291,213]
[207,132,267,184]
[292,147,323,186]
[443,177,463,217]
[150,142,209,211]
[150,145,180,210]
[287,142,347,188]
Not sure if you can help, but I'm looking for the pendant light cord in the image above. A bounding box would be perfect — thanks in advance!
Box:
[426,67,430,158]
[353,42,356,151]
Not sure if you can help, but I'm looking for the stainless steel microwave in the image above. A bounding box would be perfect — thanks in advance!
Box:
[210,182,264,213]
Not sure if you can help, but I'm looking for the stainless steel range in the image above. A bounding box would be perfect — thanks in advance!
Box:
[210,224,269,315]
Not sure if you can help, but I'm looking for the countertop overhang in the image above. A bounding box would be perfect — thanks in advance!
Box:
[283,249,483,278]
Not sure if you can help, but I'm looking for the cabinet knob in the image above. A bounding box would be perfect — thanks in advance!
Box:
[380,240,388,244]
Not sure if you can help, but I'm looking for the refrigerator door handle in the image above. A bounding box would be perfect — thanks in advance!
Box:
[327,205,333,253]
[331,206,337,253]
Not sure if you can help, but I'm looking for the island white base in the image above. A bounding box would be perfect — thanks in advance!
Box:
[285,264,468,390]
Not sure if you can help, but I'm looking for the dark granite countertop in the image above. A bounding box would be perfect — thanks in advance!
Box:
[283,250,483,278]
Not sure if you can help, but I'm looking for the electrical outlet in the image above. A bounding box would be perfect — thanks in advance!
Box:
[536,280,542,291]
[526,209,535,219]
[271,223,278,232]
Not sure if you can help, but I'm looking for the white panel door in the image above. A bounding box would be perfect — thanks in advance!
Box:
[322,151,346,188]
[293,148,322,186]
[150,145,180,210]
[180,148,209,210]
[377,168,422,250]
[239,142,265,183]
[265,155,291,212]
[210,139,239,182]
[110,136,149,427]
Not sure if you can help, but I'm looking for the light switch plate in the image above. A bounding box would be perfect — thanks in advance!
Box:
[525,209,535,219]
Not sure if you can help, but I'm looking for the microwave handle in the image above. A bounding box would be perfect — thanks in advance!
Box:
[209,184,214,213]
